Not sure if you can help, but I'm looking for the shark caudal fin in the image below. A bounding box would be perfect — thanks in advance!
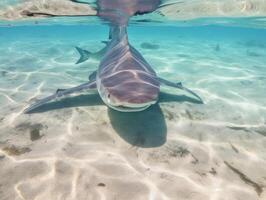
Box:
[75,47,92,64]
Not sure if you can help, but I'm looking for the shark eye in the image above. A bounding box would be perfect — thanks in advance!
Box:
[107,94,111,98]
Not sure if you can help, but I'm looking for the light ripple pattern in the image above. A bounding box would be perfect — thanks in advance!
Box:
[0,25,266,200]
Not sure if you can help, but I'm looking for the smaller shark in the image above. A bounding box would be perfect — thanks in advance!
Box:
[75,28,113,64]
[75,41,109,64]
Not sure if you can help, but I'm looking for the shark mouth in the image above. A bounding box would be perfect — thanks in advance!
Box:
[102,89,158,112]
[97,77,159,112]
[106,101,156,112]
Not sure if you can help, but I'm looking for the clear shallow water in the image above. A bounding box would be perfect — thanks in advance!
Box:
[1,19,266,200]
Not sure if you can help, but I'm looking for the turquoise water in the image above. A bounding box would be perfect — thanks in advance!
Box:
[1,11,266,200]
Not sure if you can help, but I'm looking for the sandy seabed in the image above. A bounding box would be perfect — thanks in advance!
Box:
[0,26,266,200]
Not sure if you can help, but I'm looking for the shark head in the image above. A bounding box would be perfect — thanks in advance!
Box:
[98,70,160,112]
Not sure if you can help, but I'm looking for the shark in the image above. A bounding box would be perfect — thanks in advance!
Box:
[24,0,203,113]
[75,42,108,64]
[75,29,112,64]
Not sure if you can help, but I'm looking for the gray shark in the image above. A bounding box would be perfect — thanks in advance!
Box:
[24,0,203,113]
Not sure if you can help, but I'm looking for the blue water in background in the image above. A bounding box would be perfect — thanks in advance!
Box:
[1,24,266,42]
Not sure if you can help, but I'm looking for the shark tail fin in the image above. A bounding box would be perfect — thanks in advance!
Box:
[75,47,92,64]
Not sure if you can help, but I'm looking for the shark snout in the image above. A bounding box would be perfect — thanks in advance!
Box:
[105,81,160,111]
[109,91,158,105]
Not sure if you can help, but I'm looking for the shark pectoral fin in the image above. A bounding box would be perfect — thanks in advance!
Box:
[88,70,97,81]
[24,81,97,114]
[158,77,203,103]
[181,86,203,103]
[157,77,182,88]
[75,47,92,64]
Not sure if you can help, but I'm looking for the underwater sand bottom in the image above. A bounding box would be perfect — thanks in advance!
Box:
[0,105,266,200]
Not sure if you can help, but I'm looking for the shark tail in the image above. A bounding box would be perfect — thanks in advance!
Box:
[75,47,92,64]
